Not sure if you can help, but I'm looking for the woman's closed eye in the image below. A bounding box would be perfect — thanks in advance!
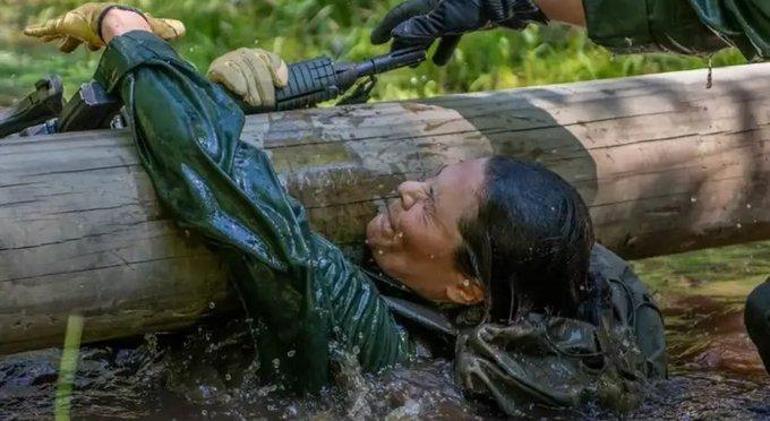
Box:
[422,185,438,223]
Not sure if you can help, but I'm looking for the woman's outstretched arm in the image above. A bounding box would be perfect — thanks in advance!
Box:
[84,8,408,390]
[97,9,335,391]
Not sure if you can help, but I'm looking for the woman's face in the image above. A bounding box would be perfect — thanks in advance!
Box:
[366,158,487,304]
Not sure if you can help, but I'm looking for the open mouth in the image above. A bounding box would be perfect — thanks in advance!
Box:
[369,200,399,249]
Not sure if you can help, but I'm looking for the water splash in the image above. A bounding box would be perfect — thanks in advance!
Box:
[2,277,770,419]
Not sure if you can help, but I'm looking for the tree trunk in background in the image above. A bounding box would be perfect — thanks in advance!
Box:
[3,63,770,353]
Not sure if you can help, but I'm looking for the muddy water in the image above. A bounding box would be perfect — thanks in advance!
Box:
[2,244,770,420]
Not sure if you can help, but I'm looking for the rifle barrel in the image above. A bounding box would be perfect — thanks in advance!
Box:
[353,48,426,78]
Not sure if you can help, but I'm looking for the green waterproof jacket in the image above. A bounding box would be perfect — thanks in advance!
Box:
[94,31,665,412]
[94,31,409,393]
[583,0,770,60]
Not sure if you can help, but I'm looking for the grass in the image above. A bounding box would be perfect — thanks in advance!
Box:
[634,241,770,300]
[54,314,84,421]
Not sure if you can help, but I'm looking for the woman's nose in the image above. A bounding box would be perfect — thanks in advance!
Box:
[397,181,425,210]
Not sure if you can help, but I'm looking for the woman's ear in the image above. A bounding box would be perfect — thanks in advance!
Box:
[445,278,485,305]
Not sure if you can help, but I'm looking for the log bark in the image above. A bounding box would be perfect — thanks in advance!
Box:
[3,63,770,354]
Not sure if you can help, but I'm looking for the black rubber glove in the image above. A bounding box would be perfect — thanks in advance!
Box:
[371,0,545,65]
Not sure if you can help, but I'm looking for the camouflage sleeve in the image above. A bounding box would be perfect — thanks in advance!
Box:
[312,234,410,372]
[581,0,747,57]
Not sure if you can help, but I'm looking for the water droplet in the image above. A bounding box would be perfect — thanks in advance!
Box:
[690,197,697,203]
[377,249,384,255]
[747,203,753,209]
[737,223,743,229]
[287,350,296,357]
[272,358,281,368]
[201,409,208,416]
[225,373,232,381]
[208,301,216,309]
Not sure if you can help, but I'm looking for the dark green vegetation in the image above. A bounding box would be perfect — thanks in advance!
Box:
[1,0,745,106]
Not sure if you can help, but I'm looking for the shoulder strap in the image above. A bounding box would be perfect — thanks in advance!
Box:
[382,296,459,337]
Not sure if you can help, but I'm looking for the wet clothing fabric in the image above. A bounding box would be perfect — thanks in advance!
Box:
[582,0,770,60]
[94,31,666,411]
[455,244,666,414]
[94,31,408,393]
[745,279,770,374]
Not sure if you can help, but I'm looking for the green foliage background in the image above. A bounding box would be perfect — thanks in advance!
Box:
[0,0,746,106]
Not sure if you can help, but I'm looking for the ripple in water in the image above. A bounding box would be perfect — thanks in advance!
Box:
[2,293,770,419]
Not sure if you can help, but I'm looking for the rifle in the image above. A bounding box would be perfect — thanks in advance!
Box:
[0,76,63,138]
[0,48,425,138]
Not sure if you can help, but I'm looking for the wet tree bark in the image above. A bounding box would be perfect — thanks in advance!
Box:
[3,63,770,353]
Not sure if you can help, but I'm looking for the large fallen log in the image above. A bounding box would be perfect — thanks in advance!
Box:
[2,63,770,354]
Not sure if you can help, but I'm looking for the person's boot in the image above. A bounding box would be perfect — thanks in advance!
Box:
[745,278,770,374]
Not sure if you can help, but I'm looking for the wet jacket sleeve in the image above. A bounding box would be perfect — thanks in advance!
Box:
[581,0,770,60]
[92,31,407,391]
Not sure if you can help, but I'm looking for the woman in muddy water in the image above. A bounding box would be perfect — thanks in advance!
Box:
[23,2,667,416]
[370,0,770,381]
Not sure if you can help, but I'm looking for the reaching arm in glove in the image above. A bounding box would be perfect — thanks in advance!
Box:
[371,0,554,65]
[207,48,289,109]
[373,0,770,64]
[23,2,184,52]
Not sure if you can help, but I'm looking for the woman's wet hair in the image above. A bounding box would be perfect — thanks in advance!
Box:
[455,156,602,324]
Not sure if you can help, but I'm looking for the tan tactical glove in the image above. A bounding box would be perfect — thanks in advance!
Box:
[23,2,185,53]
[207,48,289,109]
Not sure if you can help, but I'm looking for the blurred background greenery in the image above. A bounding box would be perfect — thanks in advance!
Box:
[0,0,766,302]
[0,0,746,106]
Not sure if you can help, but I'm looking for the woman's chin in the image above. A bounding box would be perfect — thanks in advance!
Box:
[368,241,400,272]
[371,247,393,274]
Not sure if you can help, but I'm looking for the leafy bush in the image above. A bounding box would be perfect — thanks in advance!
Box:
[0,0,746,105]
